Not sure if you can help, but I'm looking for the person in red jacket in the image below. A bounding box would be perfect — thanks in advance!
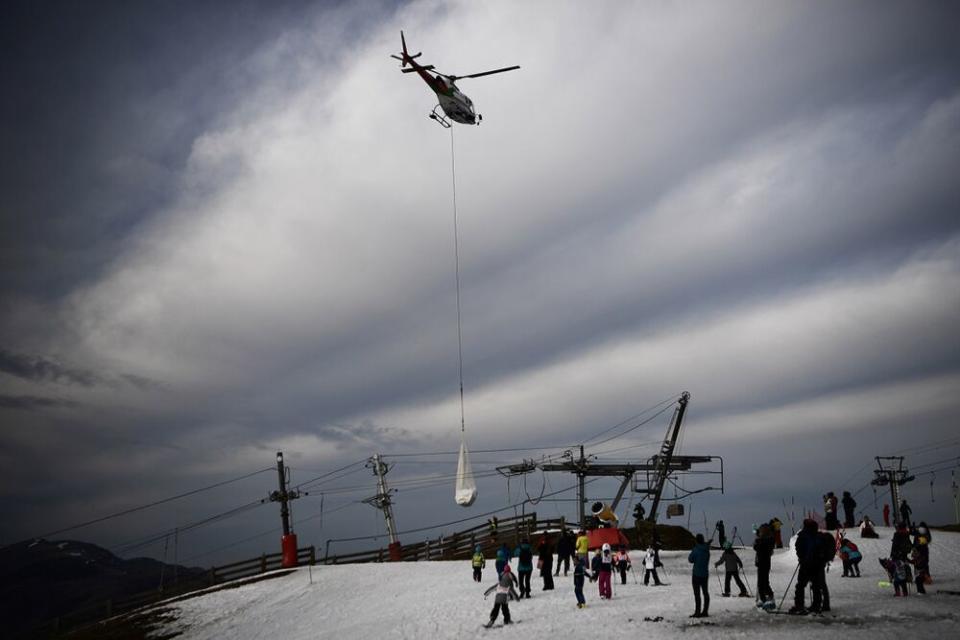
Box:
[883,503,891,527]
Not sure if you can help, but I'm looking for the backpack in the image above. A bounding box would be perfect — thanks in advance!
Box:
[818,532,837,563]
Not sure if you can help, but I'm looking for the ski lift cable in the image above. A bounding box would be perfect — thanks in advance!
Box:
[585,403,678,449]
[328,478,603,544]
[580,394,681,447]
[28,466,275,542]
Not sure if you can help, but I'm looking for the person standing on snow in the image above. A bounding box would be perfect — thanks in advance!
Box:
[841,491,857,528]
[911,532,930,594]
[643,545,663,585]
[790,519,826,614]
[472,544,486,582]
[770,517,784,549]
[495,544,510,578]
[537,535,554,591]
[688,533,711,618]
[614,545,631,585]
[555,529,572,577]
[900,499,913,528]
[483,563,519,627]
[715,541,749,597]
[514,538,534,598]
[753,523,775,605]
[572,554,593,608]
[597,543,614,599]
[883,503,891,527]
[575,529,590,566]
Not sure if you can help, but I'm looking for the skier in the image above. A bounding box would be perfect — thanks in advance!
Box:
[488,516,499,543]
[590,547,602,582]
[859,514,879,538]
[643,545,663,585]
[753,523,775,606]
[537,535,554,591]
[716,520,727,547]
[789,519,826,615]
[514,538,534,598]
[910,534,929,594]
[824,492,838,531]
[838,538,862,577]
[688,533,711,618]
[573,553,593,608]
[614,545,631,585]
[597,543,614,599]
[483,563,519,627]
[472,544,487,582]
[715,541,749,597]
[841,491,857,528]
[770,517,784,549]
[890,523,912,562]
[575,529,590,566]
[883,503,891,527]
[554,529,572,576]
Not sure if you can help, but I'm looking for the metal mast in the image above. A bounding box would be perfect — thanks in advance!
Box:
[871,456,914,525]
[364,454,399,545]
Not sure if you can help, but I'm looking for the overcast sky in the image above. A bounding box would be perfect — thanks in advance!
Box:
[2,0,959,566]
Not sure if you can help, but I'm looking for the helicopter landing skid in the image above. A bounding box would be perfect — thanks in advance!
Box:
[428,105,452,129]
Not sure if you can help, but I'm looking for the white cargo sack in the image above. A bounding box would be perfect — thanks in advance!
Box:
[455,437,478,506]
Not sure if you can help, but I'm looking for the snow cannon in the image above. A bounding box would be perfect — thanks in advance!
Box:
[591,502,619,527]
[587,502,628,551]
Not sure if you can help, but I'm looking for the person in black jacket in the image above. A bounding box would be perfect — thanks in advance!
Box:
[841,491,857,529]
[555,529,573,576]
[900,500,913,528]
[537,536,555,590]
[753,523,775,604]
[789,519,826,614]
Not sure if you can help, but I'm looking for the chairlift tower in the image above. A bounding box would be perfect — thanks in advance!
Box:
[364,453,399,545]
[496,392,723,528]
[870,456,915,525]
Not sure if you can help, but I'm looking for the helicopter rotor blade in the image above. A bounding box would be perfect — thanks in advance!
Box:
[448,65,520,81]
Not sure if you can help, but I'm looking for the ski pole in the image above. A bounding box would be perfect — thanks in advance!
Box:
[716,567,724,595]
[778,562,801,612]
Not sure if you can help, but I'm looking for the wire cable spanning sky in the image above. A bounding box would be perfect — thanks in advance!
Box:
[2,0,960,564]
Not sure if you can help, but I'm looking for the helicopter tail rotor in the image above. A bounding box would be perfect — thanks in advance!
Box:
[393,30,422,67]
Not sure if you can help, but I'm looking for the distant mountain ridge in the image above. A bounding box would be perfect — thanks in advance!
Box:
[0,538,205,636]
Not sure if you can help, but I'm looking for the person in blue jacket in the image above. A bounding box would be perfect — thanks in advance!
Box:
[514,538,534,598]
[688,533,711,618]
[495,544,510,578]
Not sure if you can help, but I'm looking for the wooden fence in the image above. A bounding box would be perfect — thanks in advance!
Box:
[320,512,569,565]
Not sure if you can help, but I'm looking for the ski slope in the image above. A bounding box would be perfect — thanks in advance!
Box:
[156,527,960,639]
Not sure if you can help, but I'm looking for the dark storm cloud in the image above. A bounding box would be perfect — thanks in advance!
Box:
[0,347,102,386]
[0,394,79,411]
[0,0,322,299]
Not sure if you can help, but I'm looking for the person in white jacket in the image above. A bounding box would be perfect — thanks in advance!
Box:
[643,546,663,585]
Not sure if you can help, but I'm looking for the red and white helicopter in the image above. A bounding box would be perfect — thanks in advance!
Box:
[392,31,519,128]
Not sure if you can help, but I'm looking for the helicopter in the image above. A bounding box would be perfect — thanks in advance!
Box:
[392,31,519,128]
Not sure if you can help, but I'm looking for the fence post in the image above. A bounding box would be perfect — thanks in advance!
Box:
[260,553,267,573]
[309,546,316,565]
[105,599,113,618]
[208,568,216,586]
[378,548,384,562]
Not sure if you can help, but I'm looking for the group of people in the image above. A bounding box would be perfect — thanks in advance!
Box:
[478,528,668,626]
[478,500,937,626]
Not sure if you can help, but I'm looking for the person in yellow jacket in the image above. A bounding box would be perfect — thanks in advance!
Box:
[575,529,590,565]
[472,544,487,582]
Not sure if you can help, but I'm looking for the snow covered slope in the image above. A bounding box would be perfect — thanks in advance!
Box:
[156,527,960,639]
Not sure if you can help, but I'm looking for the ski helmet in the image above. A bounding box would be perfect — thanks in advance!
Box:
[602,543,611,553]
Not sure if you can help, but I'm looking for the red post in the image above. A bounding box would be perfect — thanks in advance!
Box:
[282,534,299,568]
